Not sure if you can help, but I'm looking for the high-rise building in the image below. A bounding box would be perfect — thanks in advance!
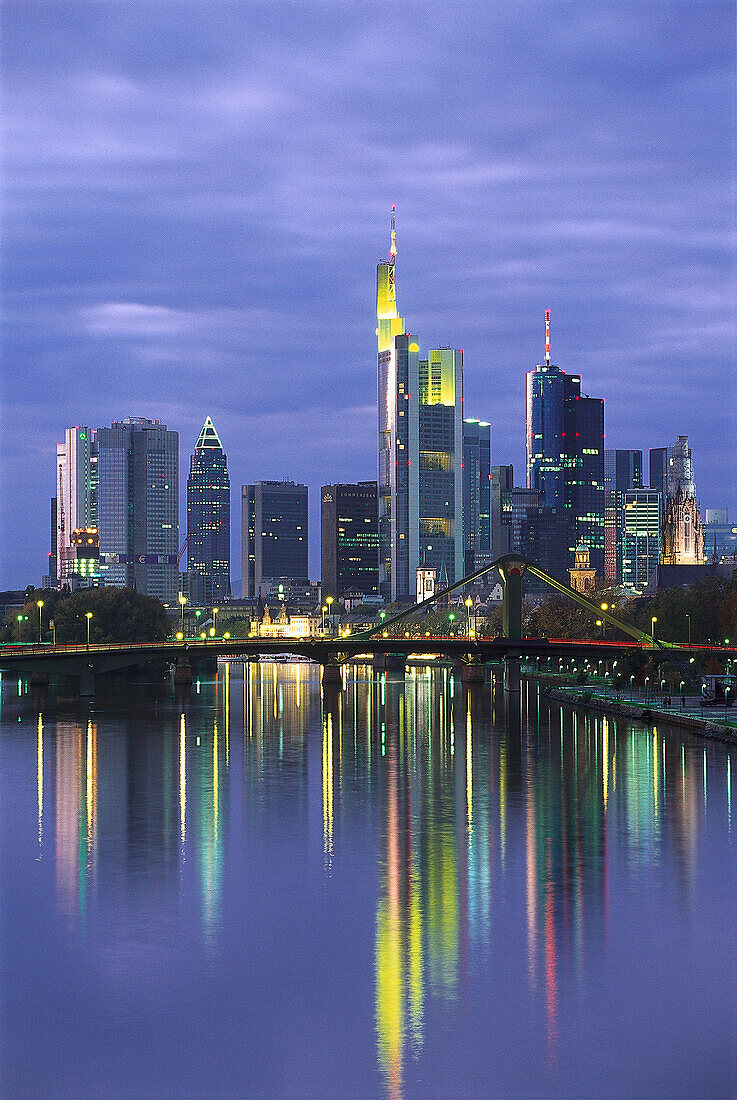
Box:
[604,449,643,583]
[702,510,737,562]
[622,489,661,589]
[489,465,514,558]
[43,497,58,589]
[241,480,308,598]
[56,426,98,586]
[186,417,230,605]
[376,212,464,601]
[96,418,179,603]
[526,311,605,576]
[321,482,379,600]
[462,419,491,575]
[660,436,704,566]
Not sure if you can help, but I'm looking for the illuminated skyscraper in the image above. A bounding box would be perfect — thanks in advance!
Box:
[377,211,464,601]
[56,426,98,586]
[240,480,308,598]
[526,311,604,577]
[321,482,379,600]
[186,417,230,604]
[96,417,179,603]
[604,449,643,583]
[622,489,661,589]
[462,419,491,575]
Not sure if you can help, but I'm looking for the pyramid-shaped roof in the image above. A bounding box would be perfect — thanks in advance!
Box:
[195,416,223,450]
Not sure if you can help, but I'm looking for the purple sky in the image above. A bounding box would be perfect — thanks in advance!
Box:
[2,0,735,591]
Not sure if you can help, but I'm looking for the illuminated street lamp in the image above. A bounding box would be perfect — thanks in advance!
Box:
[448,612,456,635]
[85,611,93,649]
[178,593,187,635]
[326,596,334,636]
[465,596,473,637]
[650,616,657,646]
[596,618,603,638]
[212,607,219,636]
[200,631,206,640]
[16,614,27,642]
[209,627,215,638]
[685,613,691,649]
[49,619,56,646]
[36,599,44,643]
[321,604,328,634]
[176,631,184,641]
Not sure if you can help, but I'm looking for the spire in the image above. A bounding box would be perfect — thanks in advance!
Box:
[389,204,396,260]
[195,416,223,450]
[545,308,550,365]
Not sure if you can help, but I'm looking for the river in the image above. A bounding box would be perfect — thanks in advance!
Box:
[0,662,734,1096]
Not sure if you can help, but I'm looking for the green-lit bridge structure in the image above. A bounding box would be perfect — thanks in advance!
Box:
[1,555,733,696]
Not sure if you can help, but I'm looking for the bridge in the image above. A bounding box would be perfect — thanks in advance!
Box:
[2,555,733,695]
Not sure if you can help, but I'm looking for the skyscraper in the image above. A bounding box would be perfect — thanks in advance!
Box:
[56,426,98,586]
[489,465,514,558]
[526,311,605,576]
[240,480,308,598]
[186,417,230,604]
[660,436,704,565]
[321,482,379,600]
[462,419,491,575]
[604,449,643,583]
[622,489,661,589]
[377,212,464,601]
[96,417,179,603]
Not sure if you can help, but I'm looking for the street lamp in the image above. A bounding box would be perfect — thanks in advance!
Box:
[465,596,473,637]
[178,593,187,635]
[596,619,603,638]
[326,596,334,636]
[16,614,23,642]
[209,627,215,638]
[651,616,657,646]
[321,604,328,634]
[49,619,56,646]
[685,613,691,649]
[448,612,456,635]
[212,607,219,636]
[36,599,44,643]
[85,611,93,649]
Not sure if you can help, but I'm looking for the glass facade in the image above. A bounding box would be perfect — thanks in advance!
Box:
[604,449,643,583]
[526,356,605,577]
[186,418,230,604]
[622,489,661,590]
[241,481,308,598]
[321,482,379,599]
[96,418,179,603]
[462,419,491,575]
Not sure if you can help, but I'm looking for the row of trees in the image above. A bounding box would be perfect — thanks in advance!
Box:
[2,587,170,644]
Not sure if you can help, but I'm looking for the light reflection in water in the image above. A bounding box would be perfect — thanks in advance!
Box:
[19,665,732,1097]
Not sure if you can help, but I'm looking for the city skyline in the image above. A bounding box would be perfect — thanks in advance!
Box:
[2,1,735,589]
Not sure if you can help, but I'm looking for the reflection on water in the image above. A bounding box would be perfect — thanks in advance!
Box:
[2,664,734,1097]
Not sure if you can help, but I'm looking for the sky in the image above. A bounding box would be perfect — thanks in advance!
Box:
[2,0,735,592]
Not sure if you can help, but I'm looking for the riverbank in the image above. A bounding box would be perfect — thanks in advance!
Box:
[542,685,737,746]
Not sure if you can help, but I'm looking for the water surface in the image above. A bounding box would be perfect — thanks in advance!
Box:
[1,663,735,1096]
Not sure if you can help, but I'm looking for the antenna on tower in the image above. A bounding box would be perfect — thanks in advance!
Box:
[390,205,396,260]
[545,308,551,365]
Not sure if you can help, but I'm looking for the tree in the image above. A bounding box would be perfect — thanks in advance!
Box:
[49,588,170,643]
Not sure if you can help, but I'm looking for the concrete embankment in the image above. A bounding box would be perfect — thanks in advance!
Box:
[541,686,737,746]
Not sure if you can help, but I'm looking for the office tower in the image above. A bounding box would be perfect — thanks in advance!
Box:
[660,436,704,565]
[702,510,737,561]
[240,480,308,598]
[96,418,179,603]
[186,417,230,605]
[43,497,58,588]
[604,449,643,583]
[321,482,379,600]
[526,311,605,576]
[56,426,98,585]
[489,465,514,558]
[462,419,491,575]
[376,212,464,601]
[622,489,661,589]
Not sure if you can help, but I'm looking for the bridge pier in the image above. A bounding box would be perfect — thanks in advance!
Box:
[503,652,521,694]
[174,656,193,686]
[460,661,485,685]
[321,662,343,687]
[79,665,95,697]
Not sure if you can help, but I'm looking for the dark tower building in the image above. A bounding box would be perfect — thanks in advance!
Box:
[241,480,308,598]
[186,417,231,604]
[321,482,379,600]
[462,419,491,575]
[526,310,605,577]
[604,449,643,583]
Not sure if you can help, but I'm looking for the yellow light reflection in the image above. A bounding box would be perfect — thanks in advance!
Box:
[37,712,43,850]
[179,712,186,852]
[602,717,609,811]
[85,719,97,862]
[323,712,334,871]
[466,700,473,834]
